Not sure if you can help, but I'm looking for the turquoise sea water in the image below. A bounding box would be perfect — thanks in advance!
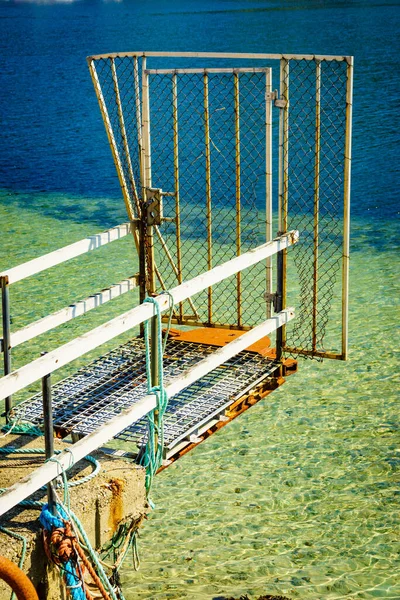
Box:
[0,1,399,599]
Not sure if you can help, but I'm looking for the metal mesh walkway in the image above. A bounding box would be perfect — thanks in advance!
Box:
[15,337,279,455]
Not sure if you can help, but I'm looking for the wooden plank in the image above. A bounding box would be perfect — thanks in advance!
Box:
[0,231,298,402]
[9,275,139,348]
[1,223,132,285]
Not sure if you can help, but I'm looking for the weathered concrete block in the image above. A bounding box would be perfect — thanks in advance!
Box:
[0,434,147,600]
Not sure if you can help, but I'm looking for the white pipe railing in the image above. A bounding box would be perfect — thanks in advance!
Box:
[9,275,139,349]
[0,308,294,517]
[0,222,132,285]
[88,51,351,63]
[0,231,298,402]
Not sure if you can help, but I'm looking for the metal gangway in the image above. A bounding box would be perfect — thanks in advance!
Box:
[0,51,352,516]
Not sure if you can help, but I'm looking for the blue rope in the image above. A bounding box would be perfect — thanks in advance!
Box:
[39,504,86,600]
[40,502,121,600]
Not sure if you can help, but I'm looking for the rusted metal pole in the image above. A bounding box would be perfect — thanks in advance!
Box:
[1,276,12,420]
[278,58,290,351]
[275,250,284,363]
[150,312,160,453]
[172,73,184,322]
[203,71,213,323]
[234,71,242,328]
[265,69,273,319]
[312,59,322,353]
[41,361,57,515]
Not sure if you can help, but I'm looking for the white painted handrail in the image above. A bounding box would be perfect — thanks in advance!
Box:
[0,231,298,402]
[0,308,294,517]
[9,275,139,348]
[0,222,132,285]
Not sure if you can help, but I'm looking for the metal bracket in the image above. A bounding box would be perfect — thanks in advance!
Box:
[266,89,288,108]
[265,291,281,313]
[145,188,163,226]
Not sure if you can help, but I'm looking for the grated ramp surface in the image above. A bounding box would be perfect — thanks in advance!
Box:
[16,338,279,452]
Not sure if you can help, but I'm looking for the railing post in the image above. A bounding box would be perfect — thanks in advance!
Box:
[1,275,12,421]
[275,250,284,363]
[150,313,160,451]
[41,358,57,515]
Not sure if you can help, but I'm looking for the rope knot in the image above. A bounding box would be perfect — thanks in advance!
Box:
[50,522,76,562]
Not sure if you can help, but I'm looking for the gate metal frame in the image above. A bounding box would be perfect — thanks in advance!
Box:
[87,51,353,361]
[140,66,274,328]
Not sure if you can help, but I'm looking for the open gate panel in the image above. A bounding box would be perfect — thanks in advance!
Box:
[88,51,352,360]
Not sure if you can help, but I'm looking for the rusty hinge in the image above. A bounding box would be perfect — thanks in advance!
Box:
[145,188,163,225]
[266,89,287,108]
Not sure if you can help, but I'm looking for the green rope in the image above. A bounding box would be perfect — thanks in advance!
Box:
[100,520,141,572]
[0,448,100,505]
[1,420,43,437]
[0,527,28,600]
[140,292,174,496]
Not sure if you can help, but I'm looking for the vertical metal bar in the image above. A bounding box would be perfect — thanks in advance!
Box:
[142,63,152,197]
[41,365,57,515]
[342,57,353,360]
[203,71,212,323]
[275,251,284,363]
[279,58,290,348]
[172,73,184,322]
[135,56,146,313]
[142,62,156,295]
[150,312,160,455]
[111,58,141,216]
[312,60,322,352]
[265,68,273,319]
[150,316,160,389]
[1,276,12,420]
[142,61,160,431]
[134,55,143,204]
[234,71,242,327]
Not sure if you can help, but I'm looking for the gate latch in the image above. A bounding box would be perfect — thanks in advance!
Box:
[265,291,282,313]
[145,188,163,226]
[266,90,287,108]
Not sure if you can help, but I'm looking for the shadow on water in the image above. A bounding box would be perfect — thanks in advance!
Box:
[0,188,125,229]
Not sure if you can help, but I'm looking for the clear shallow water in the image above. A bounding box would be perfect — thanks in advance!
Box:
[0,0,399,598]
[125,237,399,599]
[0,194,398,600]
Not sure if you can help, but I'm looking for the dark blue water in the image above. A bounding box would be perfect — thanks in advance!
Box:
[0,0,399,229]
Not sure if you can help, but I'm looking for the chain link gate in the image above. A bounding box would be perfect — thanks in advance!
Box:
[88,51,352,361]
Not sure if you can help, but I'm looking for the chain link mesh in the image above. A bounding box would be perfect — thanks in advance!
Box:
[281,58,348,358]
[147,69,267,327]
[88,53,350,358]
